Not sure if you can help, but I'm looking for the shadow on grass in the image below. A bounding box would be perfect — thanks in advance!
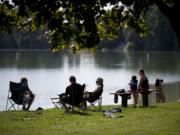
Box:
[103,115,124,119]
[137,105,157,108]
[64,110,92,116]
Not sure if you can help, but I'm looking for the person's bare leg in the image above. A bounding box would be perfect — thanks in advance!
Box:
[22,104,26,111]
[135,93,139,105]
[27,95,35,111]
[81,101,87,110]
[157,94,160,103]
[161,93,165,103]
[22,99,27,111]
[133,93,138,107]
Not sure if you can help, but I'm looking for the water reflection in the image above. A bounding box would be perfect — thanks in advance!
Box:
[0,51,64,69]
[94,51,180,74]
[94,51,127,69]
[0,50,180,111]
[1,51,180,73]
[124,51,180,74]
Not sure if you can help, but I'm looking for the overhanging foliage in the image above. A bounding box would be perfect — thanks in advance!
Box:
[0,0,179,52]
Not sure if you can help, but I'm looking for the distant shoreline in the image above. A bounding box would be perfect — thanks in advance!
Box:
[0,49,50,52]
[0,48,180,53]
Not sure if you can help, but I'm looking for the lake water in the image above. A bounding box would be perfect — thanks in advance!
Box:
[0,50,180,111]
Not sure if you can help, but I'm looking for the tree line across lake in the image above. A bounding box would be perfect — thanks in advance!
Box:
[0,6,179,51]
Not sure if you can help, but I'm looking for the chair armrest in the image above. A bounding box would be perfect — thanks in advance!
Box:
[51,98,59,100]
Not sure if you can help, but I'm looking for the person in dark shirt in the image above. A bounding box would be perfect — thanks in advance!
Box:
[137,69,149,92]
[137,69,150,107]
[20,77,35,111]
[60,76,85,110]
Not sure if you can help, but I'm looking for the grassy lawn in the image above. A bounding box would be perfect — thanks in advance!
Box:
[0,103,180,135]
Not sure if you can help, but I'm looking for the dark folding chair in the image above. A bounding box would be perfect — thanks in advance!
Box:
[51,84,85,111]
[6,81,23,111]
[87,96,102,111]
[86,90,103,111]
[51,96,65,109]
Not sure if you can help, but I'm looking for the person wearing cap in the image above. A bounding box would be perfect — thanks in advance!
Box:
[84,77,104,103]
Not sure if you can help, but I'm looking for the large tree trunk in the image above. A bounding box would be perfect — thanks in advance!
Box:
[168,12,180,46]
[155,1,180,46]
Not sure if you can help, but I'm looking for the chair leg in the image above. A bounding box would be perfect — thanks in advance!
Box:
[88,98,102,111]
[8,104,15,110]
[6,99,9,110]
[6,92,10,110]
[51,98,67,110]
[52,102,63,109]
[89,103,98,111]
[8,100,16,110]
[7,98,20,111]
[98,99,102,111]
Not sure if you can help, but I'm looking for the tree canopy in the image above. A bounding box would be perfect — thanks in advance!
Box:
[0,0,179,52]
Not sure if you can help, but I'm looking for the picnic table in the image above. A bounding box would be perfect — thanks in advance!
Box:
[110,89,154,107]
[110,92,131,107]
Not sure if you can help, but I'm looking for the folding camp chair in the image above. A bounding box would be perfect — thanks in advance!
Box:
[87,96,102,111]
[6,81,23,111]
[51,96,84,111]
[51,84,86,111]
[51,96,65,109]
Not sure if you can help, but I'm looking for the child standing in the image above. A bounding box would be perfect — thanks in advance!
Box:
[155,79,165,103]
[129,76,138,107]
[159,79,166,103]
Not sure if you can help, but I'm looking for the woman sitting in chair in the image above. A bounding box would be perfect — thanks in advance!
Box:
[84,77,103,103]
[20,77,35,111]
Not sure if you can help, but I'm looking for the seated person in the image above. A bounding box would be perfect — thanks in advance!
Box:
[84,77,103,103]
[20,77,35,111]
[59,76,85,110]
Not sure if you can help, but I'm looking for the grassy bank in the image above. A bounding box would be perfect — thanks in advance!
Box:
[0,103,180,135]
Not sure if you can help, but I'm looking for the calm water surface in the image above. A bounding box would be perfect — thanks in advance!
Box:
[0,50,180,111]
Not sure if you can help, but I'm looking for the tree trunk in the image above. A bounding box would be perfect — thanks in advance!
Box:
[155,1,180,46]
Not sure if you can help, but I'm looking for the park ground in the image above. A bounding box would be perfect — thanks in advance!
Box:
[0,102,180,135]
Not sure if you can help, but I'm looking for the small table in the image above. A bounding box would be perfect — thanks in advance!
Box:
[110,92,131,107]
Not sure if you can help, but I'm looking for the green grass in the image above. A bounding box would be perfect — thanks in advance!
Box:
[0,103,180,135]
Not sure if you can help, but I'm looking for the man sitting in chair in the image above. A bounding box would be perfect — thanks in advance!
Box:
[59,76,85,111]
[20,77,35,111]
[84,77,103,103]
